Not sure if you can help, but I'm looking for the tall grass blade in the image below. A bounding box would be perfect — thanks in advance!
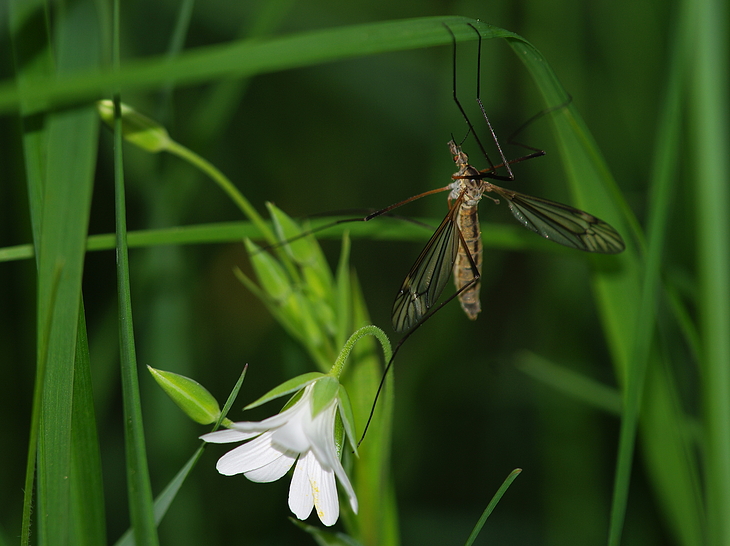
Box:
[692,0,730,542]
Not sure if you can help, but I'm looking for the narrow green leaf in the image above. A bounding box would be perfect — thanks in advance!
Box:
[463,469,522,546]
[114,95,160,545]
[692,0,730,541]
[0,219,551,265]
[36,100,96,546]
[0,16,509,114]
[244,372,324,410]
[70,306,107,546]
[9,0,55,543]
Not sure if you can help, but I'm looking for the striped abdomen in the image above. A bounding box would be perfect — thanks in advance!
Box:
[454,203,482,320]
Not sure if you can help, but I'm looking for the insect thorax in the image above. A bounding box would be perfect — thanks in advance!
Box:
[449,165,485,206]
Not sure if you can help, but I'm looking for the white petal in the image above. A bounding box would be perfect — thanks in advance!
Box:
[200,428,259,444]
[307,402,358,514]
[230,384,315,434]
[288,452,314,521]
[305,451,339,526]
[215,431,283,476]
[288,450,340,526]
[304,401,338,468]
[228,411,291,433]
[271,408,311,453]
[243,450,297,483]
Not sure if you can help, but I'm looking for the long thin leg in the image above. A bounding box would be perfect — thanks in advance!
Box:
[360,210,482,444]
[465,22,516,181]
[254,185,453,253]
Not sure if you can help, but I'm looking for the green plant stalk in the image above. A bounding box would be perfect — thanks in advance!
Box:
[330,325,393,378]
[112,0,159,536]
[114,95,159,545]
[605,0,694,540]
[693,0,730,542]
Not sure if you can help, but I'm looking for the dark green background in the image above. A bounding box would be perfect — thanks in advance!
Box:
[0,0,684,544]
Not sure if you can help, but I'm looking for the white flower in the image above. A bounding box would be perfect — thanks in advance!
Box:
[200,382,358,526]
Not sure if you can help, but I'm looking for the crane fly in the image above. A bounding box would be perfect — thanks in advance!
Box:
[389,23,626,333]
[390,139,625,332]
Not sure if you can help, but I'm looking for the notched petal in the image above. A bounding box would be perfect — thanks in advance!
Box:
[289,453,315,521]
[244,451,297,483]
[215,432,283,476]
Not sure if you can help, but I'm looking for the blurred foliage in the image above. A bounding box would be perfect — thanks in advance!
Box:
[1,0,725,545]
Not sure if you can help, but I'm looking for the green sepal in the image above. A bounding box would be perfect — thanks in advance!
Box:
[267,202,334,298]
[309,293,336,338]
[96,100,172,153]
[244,372,324,410]
[267,202,320,266]
[333,410,345,459]
[334,232,353,347]
[290,291,325,348]
[310,376,339,417]
[147,366,220,424]
[245,238,292,302]
[337,384,358,457]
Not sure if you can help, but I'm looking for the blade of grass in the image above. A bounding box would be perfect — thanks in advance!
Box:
[500,25,644,383]
[111,1,158,543]
[463,469,522,546]
[607,0,704,541]
[8,0,55,543]
[495,20,680,546]
[70,305,107,546]
[0,16,512,114]
[692,0,730,542]
[36,82,98,546]
[113,96,160,543]
[0,218,580,264]
[34,1,101,542]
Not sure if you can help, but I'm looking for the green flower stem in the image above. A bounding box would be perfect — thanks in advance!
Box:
[165,139,276,245]
[329,325,392,378]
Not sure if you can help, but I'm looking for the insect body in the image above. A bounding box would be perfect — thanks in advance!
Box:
[449,142,486,320]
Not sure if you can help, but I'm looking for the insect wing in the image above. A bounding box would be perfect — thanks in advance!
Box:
[491,186,625,254]
[392,205,460,332]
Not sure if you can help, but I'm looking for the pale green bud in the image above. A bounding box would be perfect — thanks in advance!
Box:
[148,366,221,424]
[96,100,172,153]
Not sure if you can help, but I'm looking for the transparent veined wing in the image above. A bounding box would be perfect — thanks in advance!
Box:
[489,185,625,254]
[392,201,462,332]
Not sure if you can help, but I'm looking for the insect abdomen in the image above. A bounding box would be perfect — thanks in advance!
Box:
[454,204,482,320]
